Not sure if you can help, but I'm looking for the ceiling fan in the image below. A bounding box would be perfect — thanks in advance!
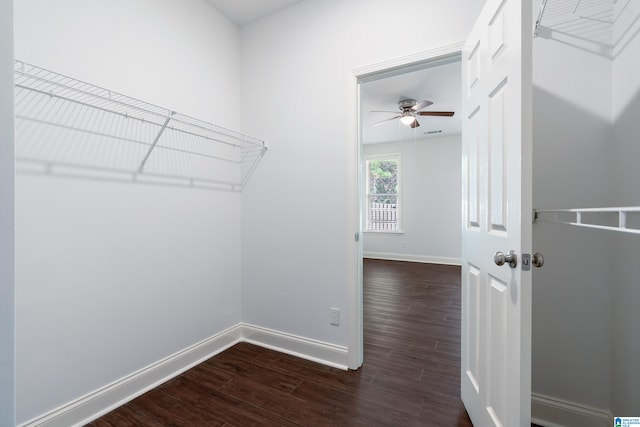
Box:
[371,99,455,129]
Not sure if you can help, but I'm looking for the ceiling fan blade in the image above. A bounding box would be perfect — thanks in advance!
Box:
[416,111,455,117]
[412,100,434,111]
[371,115,401,127]
[410,119,420,129]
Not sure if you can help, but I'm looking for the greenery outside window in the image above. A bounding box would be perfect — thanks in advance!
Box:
[365,154,401,232]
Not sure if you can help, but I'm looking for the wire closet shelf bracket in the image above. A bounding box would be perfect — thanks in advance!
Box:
[14,60,268,191]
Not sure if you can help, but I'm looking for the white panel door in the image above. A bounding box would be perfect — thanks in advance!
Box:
[461,0,532,426]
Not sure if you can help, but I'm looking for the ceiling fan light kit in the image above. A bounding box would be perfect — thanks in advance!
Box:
[399,114,416,126]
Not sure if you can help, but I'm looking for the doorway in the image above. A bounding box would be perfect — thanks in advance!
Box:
[352,48,464,367]
[359,57,462,265]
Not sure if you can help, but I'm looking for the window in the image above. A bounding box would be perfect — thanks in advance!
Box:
[365,154,401,232]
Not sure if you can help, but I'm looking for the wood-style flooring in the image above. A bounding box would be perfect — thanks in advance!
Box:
[88,259,472,426]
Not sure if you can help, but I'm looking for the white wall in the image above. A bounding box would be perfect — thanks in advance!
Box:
[611,0,640,416]
[240,0,485,350]
[363,135,461,264]
[14,0,243,423]
[531,0,614,415]
[0,0,15,425]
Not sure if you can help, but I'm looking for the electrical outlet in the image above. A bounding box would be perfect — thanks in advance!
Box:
[330,307,340,326]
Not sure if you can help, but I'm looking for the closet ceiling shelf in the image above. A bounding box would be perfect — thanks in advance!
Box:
[13,60,267,191]
[534,207,640,235]
[533,0,615,39]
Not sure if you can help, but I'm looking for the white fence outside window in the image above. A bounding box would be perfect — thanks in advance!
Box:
[367,194,399,231]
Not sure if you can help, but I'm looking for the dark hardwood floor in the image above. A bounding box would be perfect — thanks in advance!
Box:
[88,259,472,426]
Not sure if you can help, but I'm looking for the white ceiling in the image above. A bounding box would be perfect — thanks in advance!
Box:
[360,59,461,145]
[206,0,305,26]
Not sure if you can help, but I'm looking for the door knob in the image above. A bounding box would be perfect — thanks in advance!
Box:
[532,252,544,268]
[494,250,517,268]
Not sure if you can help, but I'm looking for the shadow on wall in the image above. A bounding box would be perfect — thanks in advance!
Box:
[532,84,614,409]
[611,83,640,414]
[532,85,612,209]
[14,61,267,192]
[612,85,640,204]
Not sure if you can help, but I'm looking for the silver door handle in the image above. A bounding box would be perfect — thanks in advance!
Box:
[494,250,517,268]
[532,252,544,268]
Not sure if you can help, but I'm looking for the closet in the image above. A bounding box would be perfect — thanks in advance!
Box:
[13,57,269,426]
[11,1,267,424]
[531,0,640,421]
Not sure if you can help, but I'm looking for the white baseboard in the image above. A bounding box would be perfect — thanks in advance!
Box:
[20,324,244,427]
[364,251,461,265]
[531,392,613,427]
[20,323,347,427]
[241,323,349,370]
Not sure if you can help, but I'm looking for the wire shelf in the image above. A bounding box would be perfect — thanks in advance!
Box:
[534,207,640,235]
[533,0,613,48]
[14,60,267,190]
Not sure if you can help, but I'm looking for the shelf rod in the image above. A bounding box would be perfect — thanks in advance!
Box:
[138,112,174,173]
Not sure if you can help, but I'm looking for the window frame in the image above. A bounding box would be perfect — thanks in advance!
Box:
[364,153,402,233]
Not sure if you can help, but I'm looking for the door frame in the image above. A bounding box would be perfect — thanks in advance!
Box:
[0,0,15,425]
[347,42,465,369]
